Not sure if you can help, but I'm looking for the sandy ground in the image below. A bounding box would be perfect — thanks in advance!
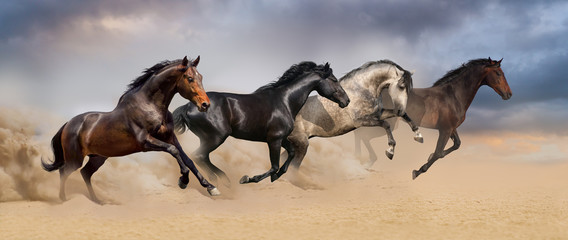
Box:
[1,159,567,240]
[1,110,567,239]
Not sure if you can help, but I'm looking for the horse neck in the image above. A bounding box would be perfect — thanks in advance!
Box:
[279,75,320,117]
[341,66,391,99]
[137,72,178,112]
[443,67,485,112]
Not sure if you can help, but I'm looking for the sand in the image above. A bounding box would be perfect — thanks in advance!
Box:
[1,159,567,240]
[1,109,567,239]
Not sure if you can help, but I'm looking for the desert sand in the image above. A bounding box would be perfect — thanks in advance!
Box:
[1,109,567,240]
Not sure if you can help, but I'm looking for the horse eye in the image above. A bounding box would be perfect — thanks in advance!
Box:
[187,77,194,82]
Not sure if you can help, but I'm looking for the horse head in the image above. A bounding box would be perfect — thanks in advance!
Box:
[314,62,350,108]
[483,57,512,100]
[176,56,211,112]
[381,67,412,116]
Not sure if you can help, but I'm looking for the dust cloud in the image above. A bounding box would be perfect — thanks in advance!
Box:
[0,107,60,201]
[0,106,375,203]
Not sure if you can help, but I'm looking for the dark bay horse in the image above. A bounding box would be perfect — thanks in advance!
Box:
[173,62,350,185]
[42,56,220,203]
[355,58,512,179]
[286,60,417,173]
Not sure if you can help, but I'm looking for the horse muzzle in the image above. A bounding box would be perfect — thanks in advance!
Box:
[339,98,350,108]
[334,92,350,108]
[198,102,210,112]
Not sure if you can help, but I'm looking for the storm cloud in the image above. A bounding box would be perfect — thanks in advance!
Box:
[0,0,566,135]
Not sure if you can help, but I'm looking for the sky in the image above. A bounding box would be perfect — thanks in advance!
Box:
[0,0,567,139]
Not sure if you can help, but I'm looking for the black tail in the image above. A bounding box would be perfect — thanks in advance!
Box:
[41,123,66,172]
[172,104,192,134]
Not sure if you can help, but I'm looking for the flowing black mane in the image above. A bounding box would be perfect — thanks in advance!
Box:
[432,58,493,87]
[254,61,329,93]
[125,59,183,93]
[342,59,413,92]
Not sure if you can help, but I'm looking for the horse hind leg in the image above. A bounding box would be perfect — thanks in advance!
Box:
[274,139,295,179]
[58,157,82,201]
[58,139,85,202]
[412,129,452,180]
[442,131,461,156]
[191,136,230,187]
[80,155,107,204]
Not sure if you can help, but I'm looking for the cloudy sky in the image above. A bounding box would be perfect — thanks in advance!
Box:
[0,0,567,139]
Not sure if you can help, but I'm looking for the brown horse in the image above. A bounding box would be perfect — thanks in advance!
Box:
[356,58,512,179]
[42,56,220,203]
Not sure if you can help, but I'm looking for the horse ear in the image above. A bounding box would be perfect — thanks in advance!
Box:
[182,56,189,67]
[192,55,200,67]
[498,58,503,65]
[488,57,493,63]
[324,62,330,71]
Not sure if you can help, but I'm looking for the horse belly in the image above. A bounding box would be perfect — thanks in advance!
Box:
[231,128,268,142]
[81,124,142,157]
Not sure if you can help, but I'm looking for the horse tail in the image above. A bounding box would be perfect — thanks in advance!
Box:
[41,123,67,172]
[172,104,191,134]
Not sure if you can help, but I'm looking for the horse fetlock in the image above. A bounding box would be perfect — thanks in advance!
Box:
[207,187,221,196]
[414,132,424,143]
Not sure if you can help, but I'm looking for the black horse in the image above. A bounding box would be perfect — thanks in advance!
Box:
[173,62,350,185]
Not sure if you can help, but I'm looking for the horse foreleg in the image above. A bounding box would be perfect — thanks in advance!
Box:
[142,136,190,187]
[379,120,396,161]
[172,136,220,196]
[142,135,219,196]
[240,139,282,184]
[401,113,423,143]
[80,155,108,204]
[412,129,452,180]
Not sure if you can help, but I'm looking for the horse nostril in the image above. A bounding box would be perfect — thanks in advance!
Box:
[201,102,210,109]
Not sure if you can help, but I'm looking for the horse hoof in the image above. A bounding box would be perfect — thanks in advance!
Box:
[414,133,424,143]
[412,170,419,180]
[207,187,221,196]
[178,178,188,189]
[239,175,250,184]
[385,150,394,160]
[271,174,279,182]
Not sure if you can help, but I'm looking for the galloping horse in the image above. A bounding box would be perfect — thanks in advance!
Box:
[286,60,419,172]
[42,56,220,203]
[173,62,350,185]
[355,58,512,179]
